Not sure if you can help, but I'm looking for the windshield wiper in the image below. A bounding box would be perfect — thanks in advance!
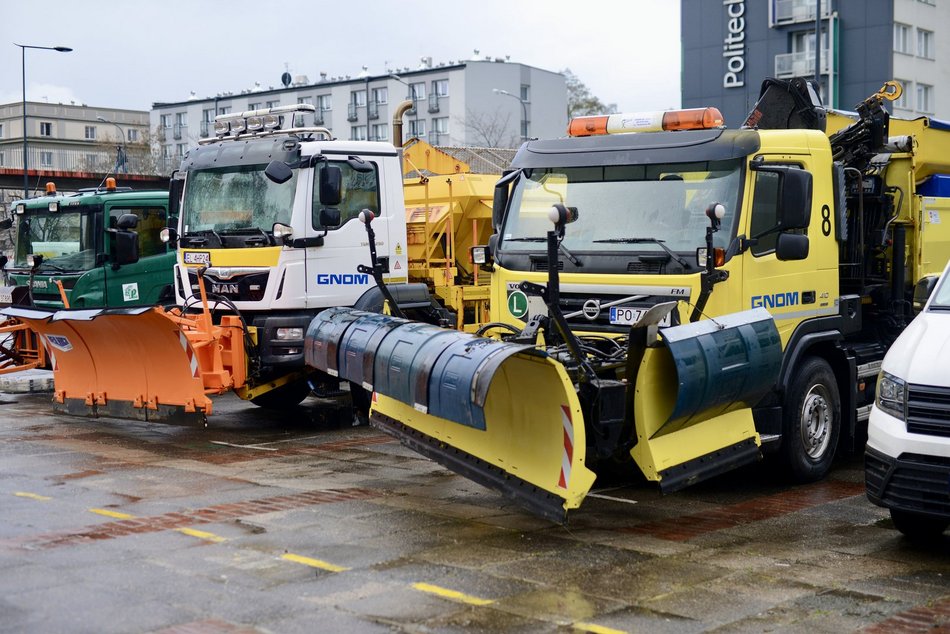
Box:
[181,229,223,248]
[36,262,68,272]
[505,237,581,266]
[593,237,690,268]
[217,227,271,245]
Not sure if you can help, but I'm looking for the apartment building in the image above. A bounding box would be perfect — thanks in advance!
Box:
[151,58,567,165]
[682,0,949,126]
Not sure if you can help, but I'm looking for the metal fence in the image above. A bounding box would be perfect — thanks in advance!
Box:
[0,146,179,177]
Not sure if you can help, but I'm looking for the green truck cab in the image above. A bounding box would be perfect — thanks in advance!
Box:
[4,185,173,308]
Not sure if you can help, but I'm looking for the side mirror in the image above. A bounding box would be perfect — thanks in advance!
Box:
[116,213,139,230]
[777,168,812,230]
[264,160,294,184]
[0,218,12,231]
[775,232,809,261]
[168,171,184,220]
[114,230,140,266]
[319,165,343,206]
[913,275,939,314]
[319,207,342,228]
[492,169,520,230]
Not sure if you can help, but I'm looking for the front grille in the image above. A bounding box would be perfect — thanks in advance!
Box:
[907,383,950,437]
[188,271,269,302]
[532,260,564,272]
[627,261,662,274]
[866,449,950,516]
[558,291,680,333]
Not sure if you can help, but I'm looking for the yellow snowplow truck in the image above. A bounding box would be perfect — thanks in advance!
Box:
[306,77,950,521]
[0,104,502,423]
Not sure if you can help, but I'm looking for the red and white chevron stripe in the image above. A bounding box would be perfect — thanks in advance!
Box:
[558,405,574,490]
[178,332,199,378]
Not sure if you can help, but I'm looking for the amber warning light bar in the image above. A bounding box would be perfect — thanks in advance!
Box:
[568,107,724,137]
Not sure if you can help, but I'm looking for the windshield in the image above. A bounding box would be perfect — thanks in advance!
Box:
[181,163,298,234]
[14,210,97,271]
[501,160,743,253]
[930,268,950,309]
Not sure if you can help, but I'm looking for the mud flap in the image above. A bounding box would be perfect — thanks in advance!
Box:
[0,306,212,424]
[305,309,597,523]
[629,307,782,490]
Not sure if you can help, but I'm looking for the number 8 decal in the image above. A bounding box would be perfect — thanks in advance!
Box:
[821,204,832,237]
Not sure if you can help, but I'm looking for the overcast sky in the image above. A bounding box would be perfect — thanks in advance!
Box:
[2,1,682,114]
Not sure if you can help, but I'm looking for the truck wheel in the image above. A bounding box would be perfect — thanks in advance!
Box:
[779,356,840,482]
[890,509,950,540]
[250,379,312,410]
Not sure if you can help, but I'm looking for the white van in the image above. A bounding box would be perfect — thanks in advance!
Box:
[866,259,950,538]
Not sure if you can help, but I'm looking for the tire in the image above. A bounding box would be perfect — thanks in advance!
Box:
[779,356,841,482]
[890,509,950,540]
[250,379,312,410]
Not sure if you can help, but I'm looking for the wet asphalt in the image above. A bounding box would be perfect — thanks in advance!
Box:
[2,386,950,634]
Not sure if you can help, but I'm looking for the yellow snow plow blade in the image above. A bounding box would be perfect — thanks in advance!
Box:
[305,308,597,522]
[0,305,244,424]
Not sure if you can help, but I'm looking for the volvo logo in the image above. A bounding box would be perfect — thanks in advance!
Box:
[582,299,601,321]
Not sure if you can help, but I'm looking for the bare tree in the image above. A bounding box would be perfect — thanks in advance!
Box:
[459,107,519,148]
[563,68,618,118]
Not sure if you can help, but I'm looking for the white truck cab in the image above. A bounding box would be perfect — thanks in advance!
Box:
[866,258,950,539]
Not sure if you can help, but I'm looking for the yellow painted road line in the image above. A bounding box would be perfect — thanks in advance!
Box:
[281,553,349,573]
[574,622,628,634]
[14,492,51,501]
[89,508,136,519]
[412,582,495,606]
[176,527,227,543]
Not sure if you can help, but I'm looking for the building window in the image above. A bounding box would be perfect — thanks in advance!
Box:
[894,23,911,54]
[40,151,53,167]
[176,143,187,157]
[520,84,530,103]
[248,102,262,111]
[218,106,232,115]
[202,108,214,122]
[409,119,426,137]
[85,125,97,140]
[317,95,332,111]
[351,90,366,107]
[0,123,4,138]
[39,121,52,137]
[432,117,448,143]
[372,87,388,105]
[160,114,171,129]
[0,152,5,166]
[917,83,934,113]
[894,79,912,109]
[297,96,313,105]
[175,113,187,127]
[351,125,367,141]
[162,146,172,159]
[432,79,448,97]
[371,123,389,141]
[410,82,426,101]
[917,28,934,59]
[127,129,139,142]
[266,100,280,109]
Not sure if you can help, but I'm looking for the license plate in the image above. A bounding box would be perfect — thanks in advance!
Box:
[609,306,671,326]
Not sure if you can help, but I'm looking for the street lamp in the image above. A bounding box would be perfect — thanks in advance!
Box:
[15,43,73,199]
[97,116,128,173]
[493,88,529,140]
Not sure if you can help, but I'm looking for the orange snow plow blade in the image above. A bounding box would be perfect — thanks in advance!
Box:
[0,305,246,425]
[305,308,597,522]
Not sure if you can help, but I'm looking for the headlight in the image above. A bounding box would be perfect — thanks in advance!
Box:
[876,371,906,420]
[276,327,304,340]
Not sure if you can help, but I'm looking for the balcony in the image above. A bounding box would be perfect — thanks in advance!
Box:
[314,110,326,126]
[774,50,829,78]
[172,124,183,140]
[773,0,829,25]
[428,94,441,114]
[368,102,380,120]
[347,103,359,122]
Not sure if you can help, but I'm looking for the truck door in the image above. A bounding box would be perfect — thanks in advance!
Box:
[103,202,175,306]
[304,157,384,308]
[741,161,839,345]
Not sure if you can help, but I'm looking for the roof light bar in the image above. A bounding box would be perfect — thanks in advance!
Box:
[568,107,724,137]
